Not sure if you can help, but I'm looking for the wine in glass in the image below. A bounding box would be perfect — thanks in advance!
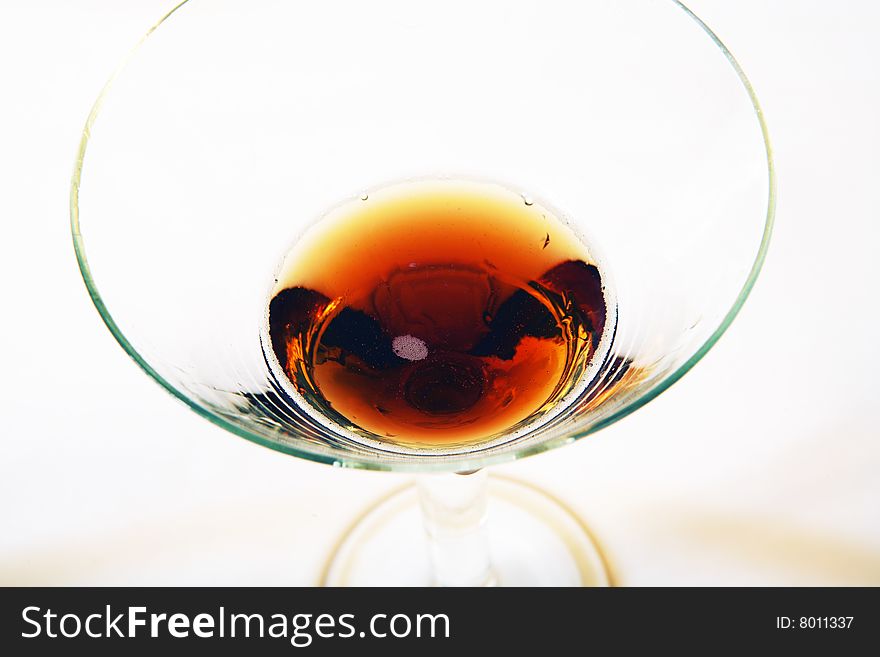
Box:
[72,0,774,585]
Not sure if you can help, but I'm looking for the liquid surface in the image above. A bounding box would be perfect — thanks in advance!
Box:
[266,180,611,448]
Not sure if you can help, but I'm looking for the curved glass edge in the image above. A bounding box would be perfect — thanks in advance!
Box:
[563,0,777,444]
[70,0,775,473]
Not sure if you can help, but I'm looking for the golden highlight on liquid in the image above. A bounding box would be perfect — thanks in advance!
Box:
[266,180,610,448]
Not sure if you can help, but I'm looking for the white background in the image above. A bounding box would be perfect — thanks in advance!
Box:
[0,0,877,585]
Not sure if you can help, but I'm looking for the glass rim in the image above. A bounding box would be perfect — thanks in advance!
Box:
[70,0,776,473]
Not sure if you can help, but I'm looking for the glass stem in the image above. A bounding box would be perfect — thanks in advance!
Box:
[417,469,495,586]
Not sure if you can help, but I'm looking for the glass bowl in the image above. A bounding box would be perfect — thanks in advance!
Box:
[72,0,773,585]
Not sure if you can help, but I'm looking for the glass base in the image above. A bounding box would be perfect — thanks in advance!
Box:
[320,475,611,586]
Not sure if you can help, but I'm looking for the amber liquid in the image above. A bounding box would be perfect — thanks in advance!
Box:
[265,180,611,449]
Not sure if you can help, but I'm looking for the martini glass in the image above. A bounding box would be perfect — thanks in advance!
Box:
[71,0,774,586]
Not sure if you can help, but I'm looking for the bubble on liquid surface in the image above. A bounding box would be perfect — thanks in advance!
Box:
[521,193,534,206]
[392,334,429,361]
